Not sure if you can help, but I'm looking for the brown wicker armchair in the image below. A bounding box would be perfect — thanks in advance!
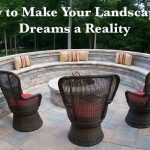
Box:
[0,70,43,132]
[58,74,120,146]
[125,72,150,128]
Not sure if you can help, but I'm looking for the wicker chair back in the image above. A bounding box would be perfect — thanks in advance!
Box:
[0,70,22,108]
[58,74,120,146]
[144,72,150,94]
[0,70,43,132]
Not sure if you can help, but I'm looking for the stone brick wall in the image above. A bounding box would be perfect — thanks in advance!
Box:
[0,49,150,70]
[0,49,150,117]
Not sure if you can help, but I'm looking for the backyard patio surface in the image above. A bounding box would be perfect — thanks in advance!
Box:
[0,83,150,150]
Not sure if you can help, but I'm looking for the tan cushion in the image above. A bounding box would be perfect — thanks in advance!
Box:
[14,57,22,70]
[24,55,31,67]
[60,51,79,62]
[115,53,124,64]
[72,51,79,62]
[115,52,132,66]
[68,51,72,62]
[78,51,89,61]
[115,52,119,64]
[60,51,69,62]
[125,53,132,66]
[76,51,80,61]
[20,56,27,68]
[72,51,76,62]
[14,55,31,70]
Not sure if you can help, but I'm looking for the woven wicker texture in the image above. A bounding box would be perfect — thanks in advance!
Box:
[58,74,120,146]
[0,70,43,132]
[125,72,150,128]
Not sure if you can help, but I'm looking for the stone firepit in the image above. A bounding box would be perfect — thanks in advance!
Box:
[48,77,64,108]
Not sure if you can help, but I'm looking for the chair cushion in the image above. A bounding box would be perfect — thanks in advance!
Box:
[78,51,89,61]
[72,51,79,62]
[135,91,145,95]
[68,51,72,62]
[21,93,33,99]
[115,52,132,66]
[21,56,27,68]
[60,51,79,62]
[74,101,102,118]
[24,55,31,67]
[9,94,33,106]
[60,51,70,62]
[125,53,132,66]
[128,92,148,105]
[14,55,31,70]
[14,57,22,70]
[115,52,125,64]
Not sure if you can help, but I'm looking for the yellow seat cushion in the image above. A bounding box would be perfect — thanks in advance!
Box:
[14,57,22,70]
[78,51,89,61]
[115,52,132,66]
[24,55,31,67]
[60,51,79,62]
[60,51,70,62]
[14,55,31,70]
[125,53,132,66]
[72,51,79,62]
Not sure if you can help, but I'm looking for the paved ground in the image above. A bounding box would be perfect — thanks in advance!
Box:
[0,83,150,150]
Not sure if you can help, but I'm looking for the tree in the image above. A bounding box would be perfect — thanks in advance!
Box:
[0,0,23,55]
[68,0,73,49]
[0,0,150,54]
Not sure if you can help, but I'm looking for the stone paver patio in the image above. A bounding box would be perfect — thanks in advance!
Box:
[0,83,150,150]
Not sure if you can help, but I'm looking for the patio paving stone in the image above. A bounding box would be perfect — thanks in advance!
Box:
[4,131,32,147]
[103,128,115,142]
[138,128,150,136]
[0,139,20,150]
[120,146,143,150]
[21,131,58,150]
[111,126,138,147]
[78,142,121,150]
[110,114,126,126]
[0,83,149,150]
[101,121,119,130]
[103,109,115,122]
[43,131,78,150]
[135,135,150,150]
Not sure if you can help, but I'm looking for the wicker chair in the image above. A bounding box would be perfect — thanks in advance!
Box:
[125,72,150,128]
[58,74,120,146]
[0,70,43,132]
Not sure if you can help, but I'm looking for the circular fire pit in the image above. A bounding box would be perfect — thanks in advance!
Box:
[48,77,64,108]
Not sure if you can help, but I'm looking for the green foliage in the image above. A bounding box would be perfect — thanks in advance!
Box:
[0,0,149,54]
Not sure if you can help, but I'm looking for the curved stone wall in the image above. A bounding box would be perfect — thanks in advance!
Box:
[0,49,150,70]
[0,49,150,117]
[14,62,148,90]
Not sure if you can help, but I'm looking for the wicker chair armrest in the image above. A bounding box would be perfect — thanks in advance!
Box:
[10,93,42,114]
[101,105,108,121]
[108,75,120,104]
[125,91,150,107]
